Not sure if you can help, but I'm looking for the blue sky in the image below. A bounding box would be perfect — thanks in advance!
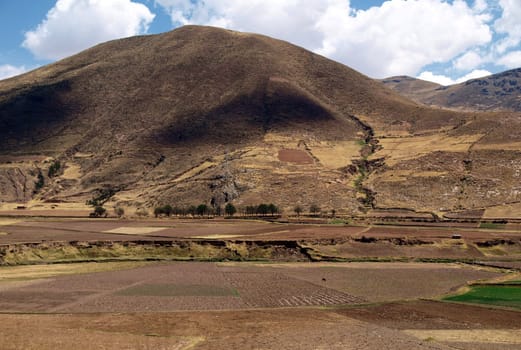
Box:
[1,0,521,85]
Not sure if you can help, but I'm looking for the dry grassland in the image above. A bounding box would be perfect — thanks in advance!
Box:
[0,261,151,281]
[173,160,218,183]
[473,141,521,151]
[403,329,521,345]
[484,202,521,219]
[376,170,449,182]
[61,162,82,180]
[374,134,482,165]
[308,140,361,169]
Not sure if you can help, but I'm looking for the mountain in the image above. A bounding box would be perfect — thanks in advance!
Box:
[382,69,521,112]
[1,25,521,219]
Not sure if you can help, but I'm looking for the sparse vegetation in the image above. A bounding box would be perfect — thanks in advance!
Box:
[34,170,45,193]
[86,187,117,207]
[135,208,149,217]
[114,207,125,218]
[294,205,303,217]
[47,160,61,178]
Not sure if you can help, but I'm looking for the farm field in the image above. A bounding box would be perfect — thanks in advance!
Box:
[1,218,521,264]
[0,261,500,313]
[444,280,521,309]
[1,217,521,243]
[0,218,520,348]
[0,261,519,349]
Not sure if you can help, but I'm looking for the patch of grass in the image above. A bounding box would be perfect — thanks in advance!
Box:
[328,219,349,225]
[479,222,505,229]
[444,285,521,309]
[117,284,239,297]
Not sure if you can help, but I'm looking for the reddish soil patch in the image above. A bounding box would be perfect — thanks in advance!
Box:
[278,149,313,164]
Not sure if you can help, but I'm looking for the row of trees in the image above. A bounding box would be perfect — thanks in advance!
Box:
[152,203,281,218]
[293,204,326,217]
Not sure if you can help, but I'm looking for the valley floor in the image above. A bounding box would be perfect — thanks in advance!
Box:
[0,218,520,349]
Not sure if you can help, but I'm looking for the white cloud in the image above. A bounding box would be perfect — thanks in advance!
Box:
[494,0,521,53]
[316,0,493,77]
[23,0,155,60]
[497,50,521,68]
[0,64,27,80]
[155,0,343,51]
[156,0,493,78]
[418,69,492,86]
[453,51,483,71]
[473,0,489,13]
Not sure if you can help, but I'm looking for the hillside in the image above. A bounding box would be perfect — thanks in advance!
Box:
[1,25,521,219]
[382,69,521,112]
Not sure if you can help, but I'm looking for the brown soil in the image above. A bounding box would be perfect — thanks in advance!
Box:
[339,299,521,330]
[0,309,451,350]
[277,149,313,164]
[0,261,517,349]
[0,262,499,313]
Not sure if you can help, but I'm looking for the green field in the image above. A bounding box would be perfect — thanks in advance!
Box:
[478,222,506,230]
[444,285,521,309]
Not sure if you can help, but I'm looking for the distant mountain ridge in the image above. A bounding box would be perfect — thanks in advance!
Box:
[381,68,521,112]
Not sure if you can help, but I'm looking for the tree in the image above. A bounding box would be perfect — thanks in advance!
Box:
[196,204,209,217]
[225,203,237,217]
[154,207,163,218]
[257,203,269,216]
[154,205,174,218]
[294,205,303,217]
[89,205,107,218]
[331,208,336,218]
[310,204,321,217]
[162,205,173,217]
[245,205,256,216]
[268,203,279,216]
[188,205,197,217]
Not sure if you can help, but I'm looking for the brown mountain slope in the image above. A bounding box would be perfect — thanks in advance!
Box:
[382,69,521,112]
[380,76,442,102]
[1,26,520,218]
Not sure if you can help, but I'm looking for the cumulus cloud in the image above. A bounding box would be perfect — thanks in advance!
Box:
[23,0,155,60]
[497,50,521,68]
[155,0,342,51]
[453,51,484,71]
[494,0,521,54]
[0,64,27,80]
[316,0,492,77]
[156,0,493,78]
[418,69,492,86]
